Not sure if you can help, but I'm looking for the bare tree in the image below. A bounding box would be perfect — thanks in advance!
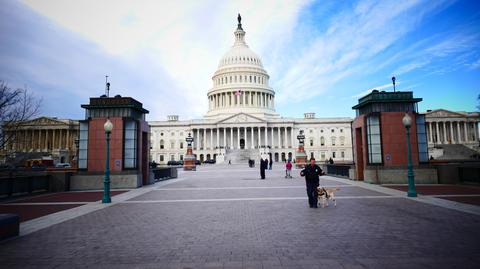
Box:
[0,81,42,163]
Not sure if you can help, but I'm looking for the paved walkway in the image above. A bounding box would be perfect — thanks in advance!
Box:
[1,164,479,268]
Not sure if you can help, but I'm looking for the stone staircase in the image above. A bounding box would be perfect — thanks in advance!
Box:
[225,149,260,164]
[435,144,480,160]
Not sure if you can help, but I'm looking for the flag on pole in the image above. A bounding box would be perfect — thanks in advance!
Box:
[235,90,242,96]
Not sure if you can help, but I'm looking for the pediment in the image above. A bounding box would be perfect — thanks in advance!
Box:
[425,109,465,118]
[217,113,265,124]
[22,117,68,126]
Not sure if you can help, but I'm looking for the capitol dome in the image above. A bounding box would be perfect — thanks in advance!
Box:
[205,14,278,120]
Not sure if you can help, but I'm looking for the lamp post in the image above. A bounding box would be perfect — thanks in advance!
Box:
[102,119,113,203]
[402,113,417,197]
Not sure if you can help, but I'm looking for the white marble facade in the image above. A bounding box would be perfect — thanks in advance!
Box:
[149,18,353,164]
[422,109,480,158]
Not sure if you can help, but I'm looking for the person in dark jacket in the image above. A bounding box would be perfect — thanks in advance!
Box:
[260,158,266,179]
[300,158,324,208]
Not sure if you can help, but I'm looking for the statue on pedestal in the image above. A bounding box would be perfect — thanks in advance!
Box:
[295,130,307,168]
[183,133,196,171]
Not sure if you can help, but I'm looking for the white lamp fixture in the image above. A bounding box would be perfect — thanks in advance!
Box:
[104,119,113,133]
[402,113,412,128]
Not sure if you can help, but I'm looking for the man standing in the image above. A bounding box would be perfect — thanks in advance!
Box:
[260,157,266,179]
[300,158,324,208]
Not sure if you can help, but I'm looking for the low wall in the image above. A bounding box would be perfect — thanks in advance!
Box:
[70,173,142,190]
[363,166,438,184]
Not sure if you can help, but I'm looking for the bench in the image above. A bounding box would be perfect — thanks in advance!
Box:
[0,214,20,240]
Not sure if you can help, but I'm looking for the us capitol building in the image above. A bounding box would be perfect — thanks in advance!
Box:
[149,16,353,164]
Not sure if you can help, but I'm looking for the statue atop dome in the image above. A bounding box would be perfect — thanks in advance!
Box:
[237,13,243,30]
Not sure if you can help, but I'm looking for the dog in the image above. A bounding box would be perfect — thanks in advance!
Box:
[316,187,339,208]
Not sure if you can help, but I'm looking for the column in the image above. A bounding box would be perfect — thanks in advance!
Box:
[435,121,440,144]
[283,127,287,148]
[464,121,468,142]
[251,127,254,149]
[52,129,56,149]
[216,128,220,149]
[203,129,206,150]
[223,128,226,149]
[428,122,433,142]
[264,126,268,148]
[456,122,461,143]
[210,129,213,150]
[237,127,240,149]
[474,122,479,141]
[196,129,200,150]
[291,127,295,148]
[277,127,281,148]
[257,127,261,148]
[271,127,274,148]
[230,128,233,149]
[449,121,454,143]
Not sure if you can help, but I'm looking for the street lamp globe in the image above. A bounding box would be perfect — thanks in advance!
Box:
[402,113,412,128]
[104,119,113,133]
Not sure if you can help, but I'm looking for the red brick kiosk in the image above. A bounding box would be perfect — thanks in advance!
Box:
[70,96,151,190]
[351,90,437,184]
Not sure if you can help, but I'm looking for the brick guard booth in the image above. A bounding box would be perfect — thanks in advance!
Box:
[70,96,151,190]
[351,90,437,184]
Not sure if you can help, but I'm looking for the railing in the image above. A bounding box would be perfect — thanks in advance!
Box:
[152,167,178,181]
[326,164,351,178]
[0,174,50,198]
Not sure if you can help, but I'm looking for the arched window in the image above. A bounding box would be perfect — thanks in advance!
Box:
[331,137,336,146]
[320,137,325,146]
[310,138,314,147]
[160,139,164,149]
[249,76,252,82]
[254,76,257,83]
[340,136,345,146]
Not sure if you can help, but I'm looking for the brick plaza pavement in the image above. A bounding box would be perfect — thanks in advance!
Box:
[0,164,479,268]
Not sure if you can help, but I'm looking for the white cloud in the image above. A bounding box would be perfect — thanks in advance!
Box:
[273,0,454,104]
[20,0,309,119]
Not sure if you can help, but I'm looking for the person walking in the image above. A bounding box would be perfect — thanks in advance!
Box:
[285,160,292,178]
[300,158,324,208]
[260,158,266,179]
[269,158,273,170]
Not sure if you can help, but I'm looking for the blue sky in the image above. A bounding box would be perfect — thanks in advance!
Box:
[1,0,479,121]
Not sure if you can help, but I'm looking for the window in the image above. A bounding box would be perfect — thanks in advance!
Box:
[160,155,164,162]
[320,136,325,146]
[366,114,382,164]
[124,120,137,168]
[340,136,345,146]
[170,141,175,149]
[332,151,336,158]
[320,130,324,133]
[180,155,183,161]
[416,114,428,162]
[171,132,175,136]
[180,142,184,149]
[331,129,334,133]
[160,132,163,136]
[331,137,336,146]
[341,151,345,158]
[78,122,88,169]
[310,139,314,147]
[340,129,343,133]
[160,140,164,149]
[321,152,326,160]
[309,129,313,133]
[170,155,175,161]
